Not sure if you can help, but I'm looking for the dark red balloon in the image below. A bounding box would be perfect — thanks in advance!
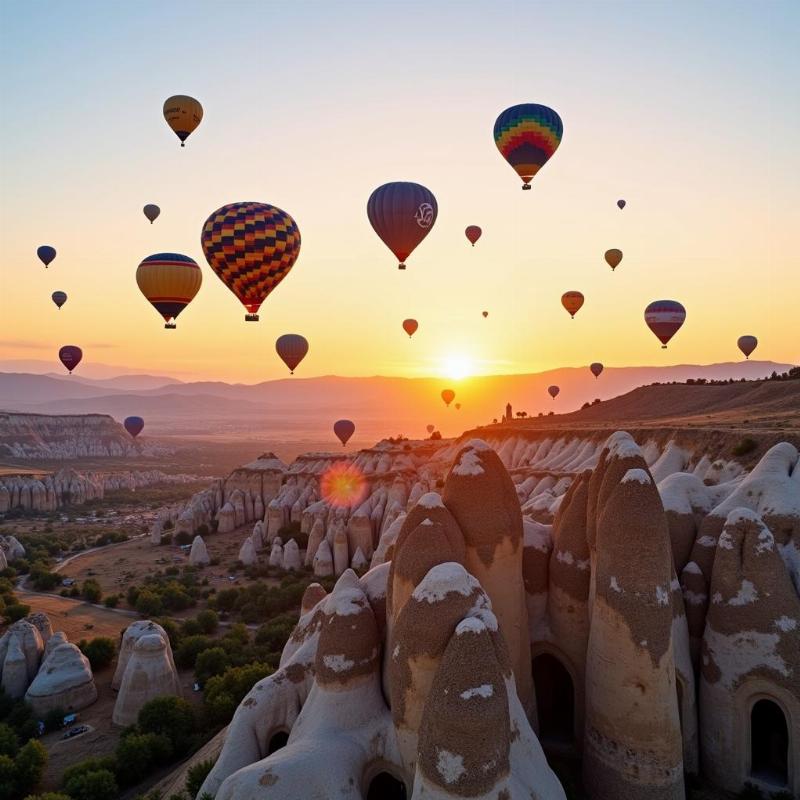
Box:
[58,345,82,374]
[367,182,437,269]
[124,416,145,438]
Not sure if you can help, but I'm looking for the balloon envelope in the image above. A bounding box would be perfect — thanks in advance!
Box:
[493,103,563,189]
[644,300,686,348]
[426,424,435,434]
[482,311,488,318]
[455,403,461,410]
[465,225,482,246]
[51,291,67,309]
[37,246,56,268]
[604,249,623,271]
[367,182,437,269]
[333,419,355,446]
[561,291,584,318]
[590,362,604,378]
[441,389,455,407]
[163,95,203,146]
[737,335,758,359]
[402,319,418,338]
[276,334,309,373]
[201,201,301,321]
[136,253,202,327]
[617,199,626,209]
[143,204,160,224]
[58,345,82,374]
[548,385,560,399]
[124,416,145,438]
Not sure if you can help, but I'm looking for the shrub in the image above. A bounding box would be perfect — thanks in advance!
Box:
[174,635,214,670]
[0,723,18,757]
[79,637,116,670]
[196,609,219,635]
[194,647,230,685]
[22,793,73,800]
[732,437,758,457]
[2,604,31,624]
[186,757,216,798]
[63,768,118,800]
[135,590,163,617]
[255,612,298,652]
[43,707,67,733]
[103,595,119,609]
[13,739,48,797]
[81,579,102,604]
[114,732,172,786]
[203,662,272,725]
[172,530,193,546]
[196,523,209,537]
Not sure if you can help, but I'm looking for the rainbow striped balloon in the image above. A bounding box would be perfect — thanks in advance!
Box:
[493,104,563,189]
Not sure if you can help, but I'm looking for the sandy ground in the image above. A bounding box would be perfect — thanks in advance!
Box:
[55,523,274,605]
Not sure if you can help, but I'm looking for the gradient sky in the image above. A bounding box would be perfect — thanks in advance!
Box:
[1,0,798,384]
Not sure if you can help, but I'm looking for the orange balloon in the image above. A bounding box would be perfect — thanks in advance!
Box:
[604,249,623,271]
[441,389,455,407]
[402,319,418,338]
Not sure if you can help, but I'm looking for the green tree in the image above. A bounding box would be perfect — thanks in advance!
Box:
[63,768,118,800]
[194,647,229,685]
[135,590,163,617]
[79,637,116,670]
[174,635,214,669]
[2,603,31,623]
[14,739,48,797]
[195,609,218,634]
[23,793,73,800]
[203,662,272,725]
[186,758,216,798]
[0,723,18,757]
[113,732,171,786]
[81,579,102,604]
[137,697,198,758]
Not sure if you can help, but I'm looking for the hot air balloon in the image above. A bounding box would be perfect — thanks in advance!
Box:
[37,246,56,268]
[124,416,144,438]
[493,103,563,190]
[51,291,67,310]
[58,345,82,374]
[426,424,435,434]
[617,199,626,210]
[644,300,686,348]
[482,311,489,318]
[136,253,202,329]
[465,226,482,246]
[548,385,560,399]
[143,204,160,224]
[163,95,203,147]
[605,249,623,271]
[561,291,584,318]
[367,182,437,269]
[590,362,604,378]
[455,403,461,410]
[402,319,418,338]
[441,389,455,407]
[737,335,758,359]
[201,202,301,321]
[334,419,355,446]
[276,334,309,374]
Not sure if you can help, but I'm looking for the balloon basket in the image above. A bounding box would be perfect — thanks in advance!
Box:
[245,313,260,322]
[165,322,176,330]
[522,184,531,191]
[398,263,406,270]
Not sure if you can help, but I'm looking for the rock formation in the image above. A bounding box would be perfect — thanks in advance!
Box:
[113,632,182,727]
[112,620,176,690]
[282,539,301,571]
[189,535,210,566]
[0,620,44,699]
[25,638,97,716]
[238,537,258,566]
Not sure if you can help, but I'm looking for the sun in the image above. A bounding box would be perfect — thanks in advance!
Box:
[442,354,474,380]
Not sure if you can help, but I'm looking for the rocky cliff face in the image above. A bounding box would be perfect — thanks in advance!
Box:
[0,411,170,460]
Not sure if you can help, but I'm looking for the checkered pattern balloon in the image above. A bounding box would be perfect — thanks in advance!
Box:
[201,201,301,317]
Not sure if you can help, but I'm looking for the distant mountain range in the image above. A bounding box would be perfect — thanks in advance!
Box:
[0,361,793,443]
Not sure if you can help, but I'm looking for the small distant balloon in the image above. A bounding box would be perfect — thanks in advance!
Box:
[455,403,461,410]
[367,182,438,270]
[737,335,758,359]
[51,291,67,310]
[441,389,455,407]
[493,103,563,190]
[548,385,560,399]
[617,199,626,210]
[561,291,584,318]
[163,95,203,147]
[402,319,419,338]
[275,334,309,374]
[124,416,145,438]
[590,362,604,378]
[58,345,82,374]
[644,300,686,348]
[333,419,355,446]
[482,310,489,318]
[143,204,160,224]
[604,249,623,271]
[465,225,482,246]
[37,246,56,268]
[426,424,435,434]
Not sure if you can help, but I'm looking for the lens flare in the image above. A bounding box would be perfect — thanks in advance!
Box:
[321,461,368,508]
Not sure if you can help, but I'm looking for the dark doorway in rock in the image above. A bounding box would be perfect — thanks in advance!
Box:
[367,771,407,800]
[751,699,789,787]
[267,730,289,755]
[533,653,574,745]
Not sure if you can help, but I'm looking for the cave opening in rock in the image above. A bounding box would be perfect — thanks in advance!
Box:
[267,730,289,755]
[367,771,407,800]
[533,653,575,746]
[750,699,789,787]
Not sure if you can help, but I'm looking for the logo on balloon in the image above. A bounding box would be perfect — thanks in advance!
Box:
[415,203,435,228]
